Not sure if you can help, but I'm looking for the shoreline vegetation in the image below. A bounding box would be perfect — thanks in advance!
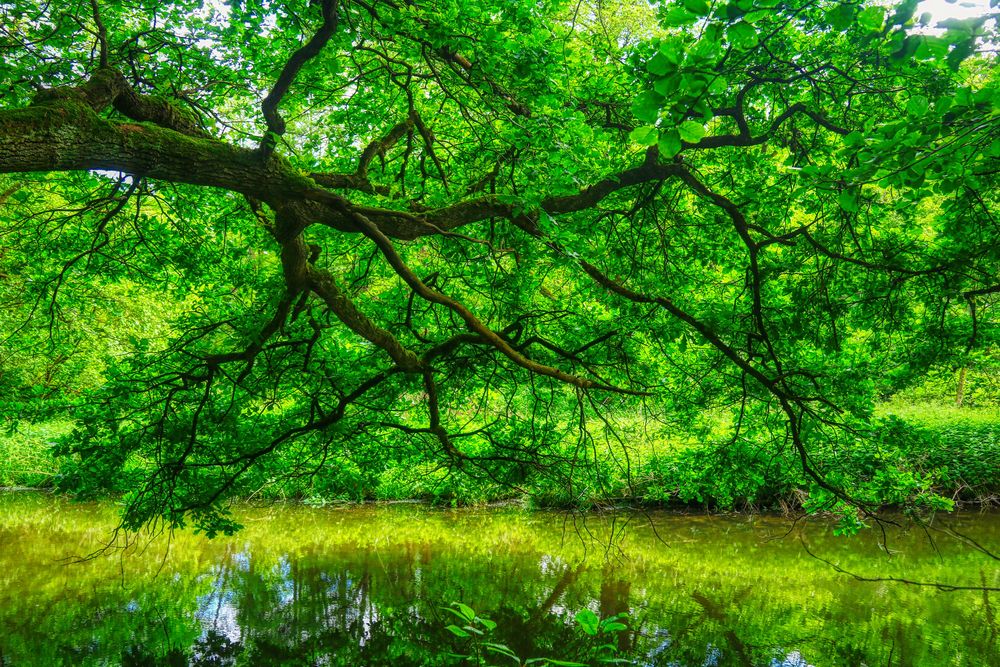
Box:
[5,398,997,516]
[2,487,998,517]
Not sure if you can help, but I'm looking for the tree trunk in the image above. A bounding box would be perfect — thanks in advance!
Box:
[956,366,967,408]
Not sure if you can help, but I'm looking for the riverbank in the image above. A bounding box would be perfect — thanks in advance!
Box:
[2,401,998,512]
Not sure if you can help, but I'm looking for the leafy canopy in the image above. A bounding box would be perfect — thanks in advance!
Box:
[0,0,998,534]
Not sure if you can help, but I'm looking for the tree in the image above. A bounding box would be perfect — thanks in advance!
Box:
[0,0,997,534]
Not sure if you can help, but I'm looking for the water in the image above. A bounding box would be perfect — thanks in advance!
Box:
[0,492,998,666]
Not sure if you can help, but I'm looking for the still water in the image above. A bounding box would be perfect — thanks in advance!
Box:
[0,492,997,666]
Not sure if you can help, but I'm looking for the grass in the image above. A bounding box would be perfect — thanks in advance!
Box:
[878,399,1000,426]
[0,420,71,487]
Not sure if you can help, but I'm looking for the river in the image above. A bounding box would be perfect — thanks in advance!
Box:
[0,492,997,666]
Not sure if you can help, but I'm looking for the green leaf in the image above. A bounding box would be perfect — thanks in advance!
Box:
[653,75,679,97]
[678,120,706,144]
[660,6,697,26]
[629,126,658,146]
[444,625,470,638]
[658,130,682,158]
[890,0,919,25]
[451,602,477,622]
[826,3,855,31]
[632,91,661,124]
[857,6,885,32]
[484,643,520,662]
[575,609,600,636]
[727,21,757,49]
[838,189,859,213]
[646,52,674,76]
[915,35,951,60]
[657,39,684,65]
[683,0,710,15]
[843,131,866,147]
[833,512,867,536]
[708,76,728,95]
[905,95,929,116]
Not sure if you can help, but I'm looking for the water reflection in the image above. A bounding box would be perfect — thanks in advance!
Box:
[0,494,997,666]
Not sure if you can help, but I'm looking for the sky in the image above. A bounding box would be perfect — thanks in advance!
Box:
[917,0,995,22]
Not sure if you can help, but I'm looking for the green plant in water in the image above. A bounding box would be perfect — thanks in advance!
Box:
[442,603,630,666]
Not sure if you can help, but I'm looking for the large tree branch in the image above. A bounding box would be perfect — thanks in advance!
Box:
[309,112,414,195]
[346,152,686,239]
[1,78,687,242]
[577,259,865,512]
[338,202,648,395]
[260,0,340,157]
[309,264,425,371]
[687,102,850,151]
[0,99,313,200]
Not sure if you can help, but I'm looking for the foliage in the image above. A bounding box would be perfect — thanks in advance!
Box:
[440,601,629,666]
[0,420,68,487]
[0,0,998,533]
[5,403,1000,518]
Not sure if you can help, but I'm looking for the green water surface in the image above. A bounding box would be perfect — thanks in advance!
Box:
[0,493,997,666]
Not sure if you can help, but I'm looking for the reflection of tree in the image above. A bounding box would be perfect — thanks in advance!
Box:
[600,565,632,652]
[691,589,752,667]
[3,503,998,665]
[490,560,588,659]
[984,572,999,658]
[532,562,584,621]
[196,546,455,665]
[190,630,242,666]
[122,644,187,667]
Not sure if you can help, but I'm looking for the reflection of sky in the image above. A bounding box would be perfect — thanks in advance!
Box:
[360,598,380,647]
[193,590,242,645]
[232,546,251,572]
[644,627,672,664]
[189,548,256,654]
[194,566,242,646]
[538,553,566,576]
[771,650,815,667]
[275,555,294,606]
